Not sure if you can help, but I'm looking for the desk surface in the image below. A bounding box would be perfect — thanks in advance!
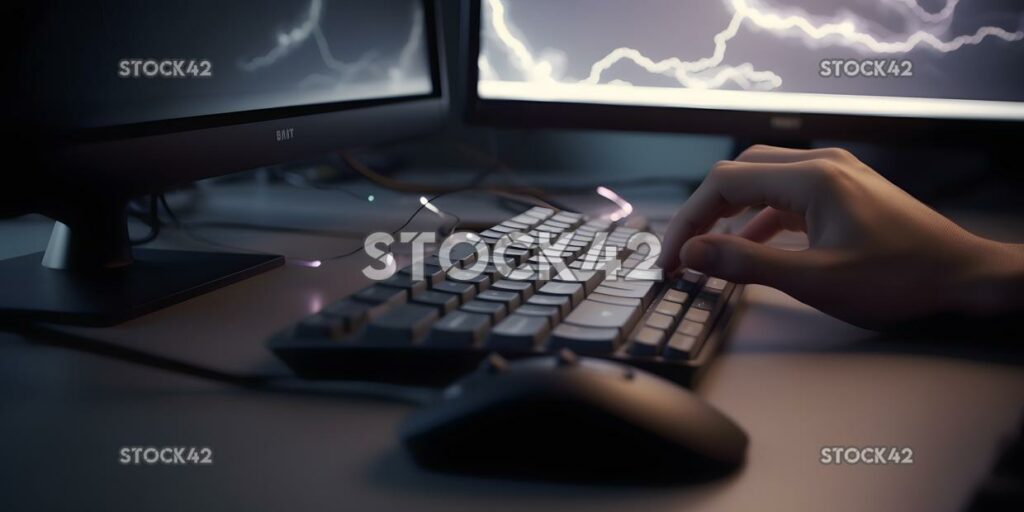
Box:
[1,178,1022,512]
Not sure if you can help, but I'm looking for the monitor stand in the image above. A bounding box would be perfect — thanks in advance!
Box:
[0,200,283,327]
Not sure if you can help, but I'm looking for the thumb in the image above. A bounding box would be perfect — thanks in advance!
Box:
[679,233,822,292]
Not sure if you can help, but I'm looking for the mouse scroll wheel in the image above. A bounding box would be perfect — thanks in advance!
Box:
[556,348,579,367]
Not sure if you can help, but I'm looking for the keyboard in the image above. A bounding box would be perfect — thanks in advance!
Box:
[269,206,742,387]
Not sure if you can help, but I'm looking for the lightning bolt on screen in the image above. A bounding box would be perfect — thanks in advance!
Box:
[478,0,1024,120]
[19,0,433,128]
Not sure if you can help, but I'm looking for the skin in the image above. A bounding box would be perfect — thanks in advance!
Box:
[658,145,1024,329]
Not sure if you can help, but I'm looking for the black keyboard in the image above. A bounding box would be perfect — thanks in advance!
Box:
[269,207,742,387]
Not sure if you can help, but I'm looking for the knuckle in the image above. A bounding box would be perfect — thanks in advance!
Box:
[823,147,853,161]
[738,144,770,159]
[806,158,845,187]
[708,160,735,180]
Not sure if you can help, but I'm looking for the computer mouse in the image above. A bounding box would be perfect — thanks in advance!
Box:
[399,351,748,482]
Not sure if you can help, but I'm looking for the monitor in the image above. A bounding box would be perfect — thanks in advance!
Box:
[0,0,447,325]
[465,0,1024,142]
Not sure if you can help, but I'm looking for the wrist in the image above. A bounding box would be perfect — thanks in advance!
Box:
[948,240,1024,317]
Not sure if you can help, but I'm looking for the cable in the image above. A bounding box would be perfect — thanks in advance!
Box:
[161,188,463,265]
[316,190,463,262]
[12,322,436,405]
[340,150,569,211]
[129,194,161,246]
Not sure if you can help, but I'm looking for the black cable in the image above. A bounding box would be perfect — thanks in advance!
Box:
[13,322,435,405]
[318,190,463,262]
[161,188,463,264]
[130,194,161,246]
[16,322,277,387]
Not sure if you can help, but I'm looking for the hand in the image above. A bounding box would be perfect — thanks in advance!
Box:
[659,145,1024,329]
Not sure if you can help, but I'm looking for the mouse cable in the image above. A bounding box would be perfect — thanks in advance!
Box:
[10,322,437,406]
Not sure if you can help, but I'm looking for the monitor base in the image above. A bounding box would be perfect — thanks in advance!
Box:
[0,249,283,327]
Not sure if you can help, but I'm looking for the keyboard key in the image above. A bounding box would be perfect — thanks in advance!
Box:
[491,279,535,299]
[319,300,372,332]
[551,212,584,225]
[488,314,550,351]
[476,289,522,310]
[524,206,555,220]
[564,300,641,333]
[507,266,546,283]
[479,229,507,240]
[663,333,702,360]
[592,283,656,307]
[427,311,491,348]
[364,303,439,345]
[673,269,704,292]
[549,324,620,354]
[537,281,585,307]
[676,320,704,337]
[412,290,460,314]
[353,285,407,307]
[513,304,561,326]
[500,220,530,231]
[543,219,571,230]
[379,273,428,296]
[461,300,507,322]
[295,315,347,340]
[705,277,728,293]
[446,270,492,292]
[685,308,711,323]
[553,268,603,294]
[400,263,446,285]
[630,327,665,356]
[430,280,476,302]
[691,293,717,311]
[654,300,682,318]
[587,292,641,308]
[489,224,516,234]
[663,289,689,304]
[525,294,572,317]
[646,312,673,331]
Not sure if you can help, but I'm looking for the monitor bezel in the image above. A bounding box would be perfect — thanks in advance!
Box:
[60,0,446,144]
[16,0,450,208]
[462,0,1023,145]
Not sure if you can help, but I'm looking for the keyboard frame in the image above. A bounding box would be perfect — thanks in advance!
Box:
[269,283,744,388]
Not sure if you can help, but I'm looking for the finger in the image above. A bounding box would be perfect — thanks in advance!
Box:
[738,207,807,243]
[679,233,827,293]
[659,159,827,271]
[737,145,854,164]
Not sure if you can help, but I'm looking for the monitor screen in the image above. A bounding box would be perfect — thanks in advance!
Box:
[476,0,1024,121]
[19,0,436,129]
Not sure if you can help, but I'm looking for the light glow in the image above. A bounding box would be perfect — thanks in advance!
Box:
[596,186,633,222]
[293,259,323,268]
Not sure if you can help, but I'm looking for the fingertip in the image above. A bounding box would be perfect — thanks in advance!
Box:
[679,237,719,274]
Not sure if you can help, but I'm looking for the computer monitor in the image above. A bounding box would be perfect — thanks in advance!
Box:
[465,0,1024,143]
[1,0,446,325]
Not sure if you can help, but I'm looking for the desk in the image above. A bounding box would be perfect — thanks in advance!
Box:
[2,178,1022,512]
